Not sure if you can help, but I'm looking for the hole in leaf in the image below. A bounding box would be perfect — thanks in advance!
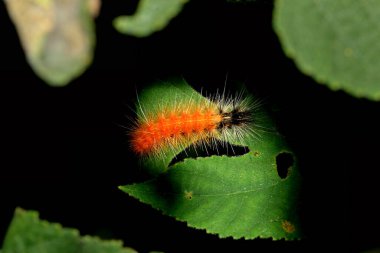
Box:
[276,152,294,179]
[169,139,249,167]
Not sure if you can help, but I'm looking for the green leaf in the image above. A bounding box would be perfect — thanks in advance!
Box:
[121,80,302,239]
[5,0,99,86]
[113,0,188,37]
[274,0,380,100]
[1,208,137,253]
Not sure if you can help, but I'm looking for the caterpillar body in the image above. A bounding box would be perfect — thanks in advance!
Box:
[129,81,263,160]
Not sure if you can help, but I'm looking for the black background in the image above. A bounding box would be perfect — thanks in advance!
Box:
[0,0,378,252]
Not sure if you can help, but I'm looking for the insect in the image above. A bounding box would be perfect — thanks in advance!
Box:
[129,82,264,160]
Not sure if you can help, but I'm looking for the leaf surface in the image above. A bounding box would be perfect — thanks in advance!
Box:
[5,0,99,86]
[1,208,137,253]
[274,0,380,100]
[114,0,188,37]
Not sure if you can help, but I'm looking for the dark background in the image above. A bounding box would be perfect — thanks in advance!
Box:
[0,0,378,252]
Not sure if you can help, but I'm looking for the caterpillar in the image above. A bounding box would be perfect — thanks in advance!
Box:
[129,81,264,160]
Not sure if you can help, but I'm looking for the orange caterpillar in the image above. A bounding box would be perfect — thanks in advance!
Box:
[131,104,222,156]
[130,84,260,159]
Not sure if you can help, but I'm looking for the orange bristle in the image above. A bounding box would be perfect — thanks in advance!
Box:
[131,106,223,156]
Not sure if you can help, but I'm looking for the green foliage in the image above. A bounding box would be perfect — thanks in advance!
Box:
[1,208,137,253]
[5,0,98,86]
[120,80,302,239]
[274,0,380,100]
[113,0,188,37]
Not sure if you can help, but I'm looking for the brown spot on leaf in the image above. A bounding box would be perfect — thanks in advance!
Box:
[252,151,260,157]
[184,191,193,200]
[282,220,295,233]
